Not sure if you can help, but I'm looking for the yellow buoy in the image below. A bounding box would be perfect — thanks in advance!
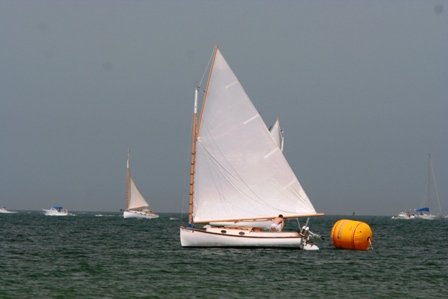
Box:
[330,219,373,250]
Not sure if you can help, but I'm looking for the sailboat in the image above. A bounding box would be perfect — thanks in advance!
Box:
[414,154,443,220]
[392,154,443,220]
[123,151,159,219]
[269,118,284,151]
[180,47,323,249]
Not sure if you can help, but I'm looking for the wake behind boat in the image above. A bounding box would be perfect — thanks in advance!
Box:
[123,151,159,219]
[180,47,322,250]
[43,205,69,216]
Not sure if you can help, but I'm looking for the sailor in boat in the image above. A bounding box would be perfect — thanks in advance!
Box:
[270,215,285,232]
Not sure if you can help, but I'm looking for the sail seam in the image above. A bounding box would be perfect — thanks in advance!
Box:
[243,115,259,125]
[283,178,297,189]
[225,81,238,89]
[264,148,280,159]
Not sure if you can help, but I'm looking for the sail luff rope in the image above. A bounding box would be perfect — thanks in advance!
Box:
[188,46,218,225]
[198,50,214,89]
[197,46,218,133]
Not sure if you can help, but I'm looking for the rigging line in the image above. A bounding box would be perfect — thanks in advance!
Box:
[296,218,302,231]
[198,49,215,90]
[429,155,443,214]
[197,47,218,133]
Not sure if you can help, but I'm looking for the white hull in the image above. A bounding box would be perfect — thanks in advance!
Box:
[123,210,159,219]
[180,226,319,250]
[392,212,441,220]
[43,209,69,216]
[391,212,415,220]
[415,214,438,220]
[0,208,17,214]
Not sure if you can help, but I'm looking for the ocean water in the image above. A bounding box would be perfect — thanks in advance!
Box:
[1,213,447,298]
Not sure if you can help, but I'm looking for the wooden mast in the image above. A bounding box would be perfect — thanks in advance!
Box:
[188,46,218,225]
[188,87,199,224]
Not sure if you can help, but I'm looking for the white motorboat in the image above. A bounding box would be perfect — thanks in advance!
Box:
[0,207,17,214]
[43,205,69,216]
[391,211,415,220]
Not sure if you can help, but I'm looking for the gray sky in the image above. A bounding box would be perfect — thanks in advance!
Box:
[1,0,447,215]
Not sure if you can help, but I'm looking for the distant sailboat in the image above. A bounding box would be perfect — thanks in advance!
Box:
[415,154,443,219]
[414,207,435,220]
[123,151,159,219]
[269,118,284,151]
[180,47,322,249]
[392,154,443,220]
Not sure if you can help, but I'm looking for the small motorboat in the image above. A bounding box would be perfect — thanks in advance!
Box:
[0,207,17,214]
[43,205,69,216]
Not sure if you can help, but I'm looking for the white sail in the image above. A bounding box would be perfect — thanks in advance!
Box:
[269,118,284,151]
[193,49,317,223]
[127,177,149,210]
[125,153,150,210]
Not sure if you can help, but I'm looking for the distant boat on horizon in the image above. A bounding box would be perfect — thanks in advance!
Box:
[43,205,69,216]
[123,150,159,219]
[391,210,416,220]
[0,207,17,214]
[392,154,444,220]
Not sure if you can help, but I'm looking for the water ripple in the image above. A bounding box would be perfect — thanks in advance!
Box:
[1,213,447,298]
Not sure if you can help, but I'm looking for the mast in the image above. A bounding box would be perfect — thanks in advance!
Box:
[428,153,443,215]
[426,153,431,207]
[188,46,219,225]
[125,149,131,210]
[188,87,199,224]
